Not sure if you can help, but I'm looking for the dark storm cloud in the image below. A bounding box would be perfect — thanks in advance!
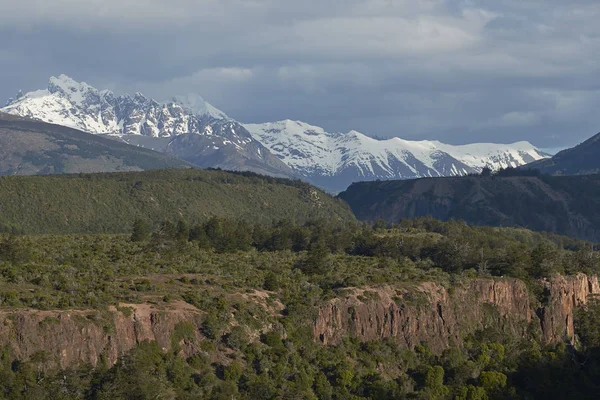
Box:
[1,0,599,147]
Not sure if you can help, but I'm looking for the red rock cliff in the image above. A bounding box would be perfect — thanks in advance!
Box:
[538,274,600,343]
[1,274,598,368]
[0,301,204,369]
[314,274,600,352]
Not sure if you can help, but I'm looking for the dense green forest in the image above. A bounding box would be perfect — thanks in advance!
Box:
[1,218,600,399]
[0,169,354,234]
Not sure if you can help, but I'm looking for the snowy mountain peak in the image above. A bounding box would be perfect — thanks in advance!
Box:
[345,130,371,141]
[2,76,231,137]
[46,75,102,108]
[1,74,550,193]
[244,120,549,192]
[172,94,228,120]
[100,89,114,98]
[48,74,87,93]
[248,120,328,137]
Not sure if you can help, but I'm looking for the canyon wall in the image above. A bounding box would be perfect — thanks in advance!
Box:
[0,274,599,369]
[314,274,600,352]
[0,301,204,369]
[538,274,600,343]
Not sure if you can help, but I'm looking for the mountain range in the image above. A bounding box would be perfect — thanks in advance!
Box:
[2,75,549,192]
[2,76,292,178]
[0,112,193,175]
[245,120,547,192]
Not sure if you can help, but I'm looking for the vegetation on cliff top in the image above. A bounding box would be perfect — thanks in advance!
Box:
[1,217,597,310]
[0,217,599,399]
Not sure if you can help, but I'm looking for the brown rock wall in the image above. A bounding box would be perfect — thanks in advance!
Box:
[0,301,203,369]
[314,274,600,352]
[1,275,599,368]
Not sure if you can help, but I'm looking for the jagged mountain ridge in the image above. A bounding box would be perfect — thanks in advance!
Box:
[2,75,292,178]
[245,120,548,191]
[3,75,548,192]
[3,75,228,136]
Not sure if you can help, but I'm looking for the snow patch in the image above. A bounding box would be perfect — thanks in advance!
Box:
[244,120,548,179]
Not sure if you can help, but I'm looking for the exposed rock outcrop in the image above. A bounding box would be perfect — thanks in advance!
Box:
[1,275,598,369]
[538,274,600,343]
[0,301,204,369]
[314,274,600,352]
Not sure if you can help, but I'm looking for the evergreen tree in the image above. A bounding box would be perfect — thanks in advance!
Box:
[130,218,151,242]
[300,238,330,275]
[175,219,190,242]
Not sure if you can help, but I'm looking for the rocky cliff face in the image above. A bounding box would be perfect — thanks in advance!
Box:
[539,274,600,343]
[0,301,205,370]
[314,274,600,352]
[1,275,598,369]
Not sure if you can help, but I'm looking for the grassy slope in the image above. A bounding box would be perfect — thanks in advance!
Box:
[0,169,355,234]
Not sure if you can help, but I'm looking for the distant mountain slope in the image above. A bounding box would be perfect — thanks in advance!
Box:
[0,169,354,234]
[525,132,600,175]
[0,112,194,175]
[110,119,294,178]
[246,120,549,192]
[3,75,548,192]
[2,75,293,178]
[338,174,600,242]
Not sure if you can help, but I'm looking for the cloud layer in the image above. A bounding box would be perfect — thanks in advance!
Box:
[1,0,599,146]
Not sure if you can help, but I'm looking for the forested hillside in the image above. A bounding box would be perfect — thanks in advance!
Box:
[339,170,600,241]
[0,219,599,399]
[0,169,354,234]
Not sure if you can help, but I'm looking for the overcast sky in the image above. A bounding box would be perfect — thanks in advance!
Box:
[1,0,599,147]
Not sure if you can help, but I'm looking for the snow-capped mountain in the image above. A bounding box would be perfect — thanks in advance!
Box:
[3,74,228,136]
[2,75,292,177]
[244,120,548,192]
[2,75,549,192]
